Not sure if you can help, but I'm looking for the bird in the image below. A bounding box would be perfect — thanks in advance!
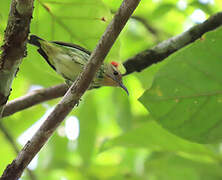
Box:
[28,35,128,95]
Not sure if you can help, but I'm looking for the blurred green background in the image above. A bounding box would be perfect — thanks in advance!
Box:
[1,0,222,179]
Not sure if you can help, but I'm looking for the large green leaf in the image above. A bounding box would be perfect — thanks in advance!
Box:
[144,152,222,180]
[77,93,98,167]
[0,133,16,175]
[102,120,215,159]
[140,27,222,143]
[152,3,176,19]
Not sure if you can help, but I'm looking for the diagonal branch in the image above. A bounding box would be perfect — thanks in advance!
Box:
[123,12,222,75]
[0,0,141,179]
[0,0,34,118]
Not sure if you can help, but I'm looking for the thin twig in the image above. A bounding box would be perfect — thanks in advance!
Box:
[131,15,159,36]
[0,122,36,180]
[0,0,141,179]
[0,123,19,153]
[111,9,159,37]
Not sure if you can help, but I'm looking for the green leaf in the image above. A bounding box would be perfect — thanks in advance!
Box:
[152,3,176,19]
[145,152,222,180]
[112,88,133,131]
[0,133,16,175]
[190,1,214,15]
[47,134,70,169]
[139,27,222,143]
[102,120,215,159]
[77,93,98,167]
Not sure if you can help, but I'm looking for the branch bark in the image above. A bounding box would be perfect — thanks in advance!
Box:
[2,84,68,117]
[0,0,141,179]
[0,0,34,117]
[123,12,222,75]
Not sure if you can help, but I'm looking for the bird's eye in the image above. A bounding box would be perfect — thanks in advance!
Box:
[113,71,118,75]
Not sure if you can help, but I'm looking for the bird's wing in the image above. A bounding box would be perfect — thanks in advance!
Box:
[52,41,91,55]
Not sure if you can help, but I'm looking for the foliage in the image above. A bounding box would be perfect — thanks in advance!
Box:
[0,0,222,179]
[140,27,222,144]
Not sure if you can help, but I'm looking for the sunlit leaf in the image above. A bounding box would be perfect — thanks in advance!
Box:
[102,120,215,158]
[140,27,222,143]
[77,93,98,167]
[145,152,222,180]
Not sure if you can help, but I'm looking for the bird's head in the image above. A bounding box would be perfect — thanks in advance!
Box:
[102,61,128,95]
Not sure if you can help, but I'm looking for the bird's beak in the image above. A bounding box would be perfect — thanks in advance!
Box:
[104,74,129,95]
[119,82,129,95]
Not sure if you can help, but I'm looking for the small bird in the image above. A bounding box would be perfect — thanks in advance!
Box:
[28,35,128,95]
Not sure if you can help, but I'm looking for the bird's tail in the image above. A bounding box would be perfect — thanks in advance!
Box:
[28,35,57,71]
[28,35,44,47]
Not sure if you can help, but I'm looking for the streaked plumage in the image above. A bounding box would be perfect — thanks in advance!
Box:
[28,35,128,94]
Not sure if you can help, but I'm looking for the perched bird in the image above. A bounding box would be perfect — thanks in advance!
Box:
[28,35,128,95]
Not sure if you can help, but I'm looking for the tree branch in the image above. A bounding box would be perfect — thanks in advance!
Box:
[123,12,222,75]
[0,0,141,179]
[2,84,68,118]
[0,0,34,117]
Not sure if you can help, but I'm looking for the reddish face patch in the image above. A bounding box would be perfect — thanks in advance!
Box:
[111,61,119,67]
